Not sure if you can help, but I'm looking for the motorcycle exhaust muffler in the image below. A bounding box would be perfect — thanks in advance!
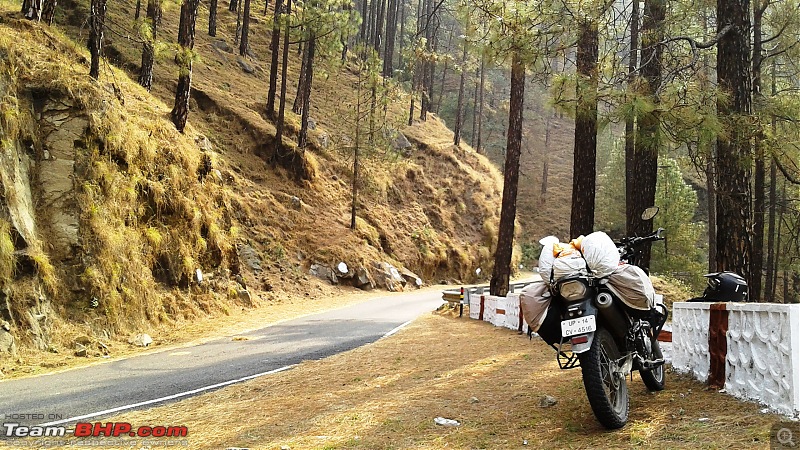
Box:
[595,292,628,340]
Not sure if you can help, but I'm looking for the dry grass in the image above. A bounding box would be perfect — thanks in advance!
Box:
[12,309,780,450]
[0,0,506,360]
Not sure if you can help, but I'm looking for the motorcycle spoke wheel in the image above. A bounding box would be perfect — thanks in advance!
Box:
[578,327,629,429]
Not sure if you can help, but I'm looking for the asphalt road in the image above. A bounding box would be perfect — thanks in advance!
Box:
[0,289,445,429]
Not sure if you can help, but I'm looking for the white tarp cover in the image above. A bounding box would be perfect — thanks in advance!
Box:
[551,252,588,281]
[581,231,620,277]
[519,282,551,332]
[607,264,655,310]
[537,236,559,283]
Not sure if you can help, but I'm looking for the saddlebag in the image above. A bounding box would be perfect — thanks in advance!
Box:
[606,264,655,311]
[519,282,551,332]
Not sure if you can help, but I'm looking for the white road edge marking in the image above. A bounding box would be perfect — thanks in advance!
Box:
[37,365,296,427]
[382,320,413,339]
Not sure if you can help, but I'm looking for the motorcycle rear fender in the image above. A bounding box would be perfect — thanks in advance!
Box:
[563,299,598,354]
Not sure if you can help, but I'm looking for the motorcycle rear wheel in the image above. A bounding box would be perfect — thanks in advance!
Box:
[578,327,629,429]
[640,337,665,391]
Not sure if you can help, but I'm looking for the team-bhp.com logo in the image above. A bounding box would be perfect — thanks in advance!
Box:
[4,422,188,438]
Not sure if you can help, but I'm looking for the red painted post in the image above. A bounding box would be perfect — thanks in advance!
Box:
[708,303,729,388]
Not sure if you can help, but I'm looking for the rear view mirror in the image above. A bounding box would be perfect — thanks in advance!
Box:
[641,207,659,221]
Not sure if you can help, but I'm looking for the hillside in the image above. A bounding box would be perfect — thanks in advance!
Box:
[0,3,505,361]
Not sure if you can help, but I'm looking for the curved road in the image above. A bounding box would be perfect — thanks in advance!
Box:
[0,289,445,429]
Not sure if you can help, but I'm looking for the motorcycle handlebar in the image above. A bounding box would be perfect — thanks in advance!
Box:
[617,228,666,247]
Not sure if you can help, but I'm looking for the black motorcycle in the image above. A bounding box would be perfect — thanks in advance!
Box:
[537,207,669,429]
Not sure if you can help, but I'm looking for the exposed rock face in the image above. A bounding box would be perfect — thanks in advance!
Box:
[237,244,262,273]
[0,321,15,355]
[37,97,85,261]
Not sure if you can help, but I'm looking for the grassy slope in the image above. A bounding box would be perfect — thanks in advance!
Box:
[0,0,504,353]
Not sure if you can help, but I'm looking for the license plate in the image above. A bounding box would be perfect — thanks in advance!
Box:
[561,315,596,337]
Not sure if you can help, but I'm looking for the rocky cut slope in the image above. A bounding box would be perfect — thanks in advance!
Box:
[0,6,506,354]
[0,19,239,350]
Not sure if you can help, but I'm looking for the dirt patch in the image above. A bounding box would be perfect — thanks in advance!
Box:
[27,309,782,450]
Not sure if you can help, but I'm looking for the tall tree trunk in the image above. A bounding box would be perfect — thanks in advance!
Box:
[541,112,553,204]
[135,0,141,19]
[774,179,785,300]
[351,72,363,229]
[209,0,218,36]
[138,0,162,91]
[419,0,433,120]
[266,0,284,119]
[382,0,397,77]
[624,0,640,237]
[765,61,778,300]
[765,157,777,299]
[367,0,376,47]
[570,20,599,238]
[707,146,717,272]
[88,0,108,80]
[453,39,468,146]
[359,0,369,41]
[627,0,664,270]
[490,51,525,297]
[229,0,238,12]
[471,65,479,146]
[41,0,57,24]
[239,0,251,56]
[715,0,753,280]
[374,0,386,54]
[293,46,307,114]
[476,54,485,153]
[398,0,405,70]
[750,0,765,301]
[298,33,316,149]
[234,0,243,46]
[435,28,453,114]
[273,0,292,166]
[171,0,201,133]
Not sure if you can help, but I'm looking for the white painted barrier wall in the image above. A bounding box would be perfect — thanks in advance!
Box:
[673,302,800,417]
[503,293,522,331]
[672,303,711,381]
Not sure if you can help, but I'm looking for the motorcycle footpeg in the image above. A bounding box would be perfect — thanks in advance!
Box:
[641,358,665,370]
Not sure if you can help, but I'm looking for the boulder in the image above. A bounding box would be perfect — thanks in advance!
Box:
[309,263,338,284]
[372,262,405,292]
[212,39,233,53]
[196,135,213,152]
[398,267,423,289]
[237,57,255,74]
[130,333,153,347]
[0,321,15,355]
[237,244,262,273]
[355,267,375,290]
[238,289,253,306]
[386,128,412,153]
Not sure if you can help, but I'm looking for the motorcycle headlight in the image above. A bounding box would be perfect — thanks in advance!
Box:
[558,279,588,301]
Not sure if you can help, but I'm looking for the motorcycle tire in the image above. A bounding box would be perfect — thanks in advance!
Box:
[640,338,666,391]
[578,326,629,429]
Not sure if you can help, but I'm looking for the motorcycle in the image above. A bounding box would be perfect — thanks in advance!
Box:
[538,207,669,429]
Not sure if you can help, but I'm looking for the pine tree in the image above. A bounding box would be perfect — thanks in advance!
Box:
[171,0,202,132]
[138,0,162,91]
